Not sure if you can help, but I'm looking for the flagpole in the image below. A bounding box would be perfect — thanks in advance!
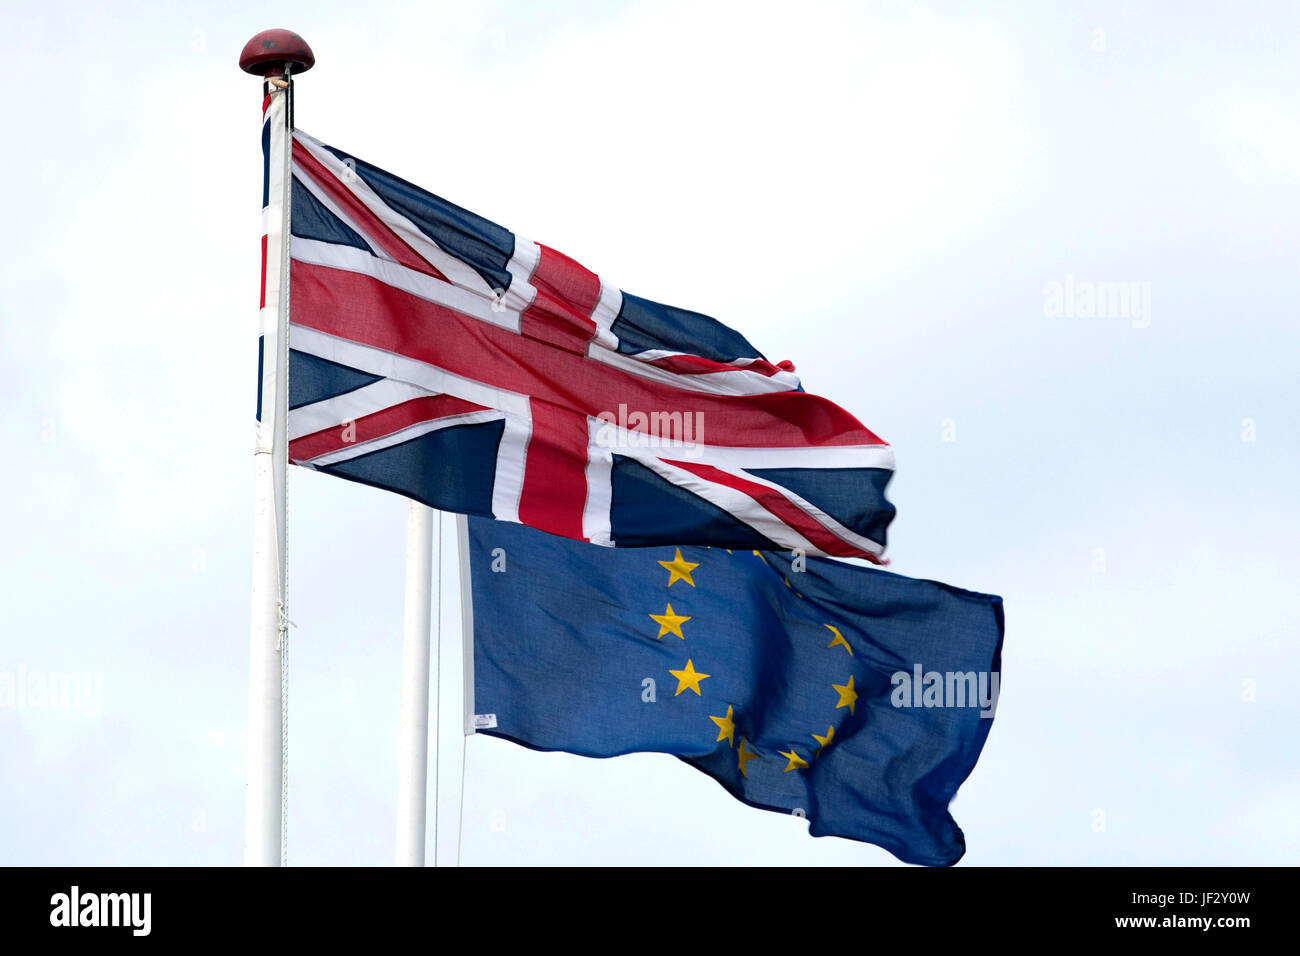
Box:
[396,503,437,865]
[240,29,314,868]
[455,513,477,866]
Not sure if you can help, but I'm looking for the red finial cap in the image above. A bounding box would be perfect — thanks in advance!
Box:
[239,29,315,76]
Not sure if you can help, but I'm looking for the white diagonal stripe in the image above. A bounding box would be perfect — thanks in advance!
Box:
[289,378,431,440]
[299,410,505,467]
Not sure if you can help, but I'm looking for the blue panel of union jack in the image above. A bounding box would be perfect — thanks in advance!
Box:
[270,125,896,560]
[466,518,1005,866]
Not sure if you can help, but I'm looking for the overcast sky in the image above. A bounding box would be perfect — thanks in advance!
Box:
[1,0,1296,865]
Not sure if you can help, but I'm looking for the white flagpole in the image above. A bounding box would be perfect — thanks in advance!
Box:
[240,30,315,868]
[458,513,476,738]
[455,513,477,866]
[396,503,437,866]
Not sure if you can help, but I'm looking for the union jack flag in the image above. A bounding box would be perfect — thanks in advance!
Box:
[259,119,896,560]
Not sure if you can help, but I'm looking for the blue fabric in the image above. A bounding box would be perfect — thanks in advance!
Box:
[290,176,371,252]
[746,466,896,547]
[612,291,766,363]
[318,420,504,516]
[318,142,516,295]
[468,517,1004,866]
[261,114,270,210]
[255,335,264,423]
[608,455,781,550]
[288,349,382,410]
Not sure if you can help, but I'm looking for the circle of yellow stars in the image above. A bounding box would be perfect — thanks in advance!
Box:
[647,548,860,779]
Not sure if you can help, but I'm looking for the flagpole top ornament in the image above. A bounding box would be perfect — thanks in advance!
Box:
[239,30,315,77]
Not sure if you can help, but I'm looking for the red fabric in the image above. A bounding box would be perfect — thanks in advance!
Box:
[290,394,488,462]
[519,244,601,354]
[291,262,883,449]
[517,401,591,540]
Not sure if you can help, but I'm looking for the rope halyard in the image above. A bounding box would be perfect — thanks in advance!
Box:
[277,597,291,866]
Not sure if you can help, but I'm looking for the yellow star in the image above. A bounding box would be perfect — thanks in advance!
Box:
[737,737,761,777]
[709,705,735,747]
[669,659,710,696]
[825,624,853,656]
[649,603,691,639]
[812,725,835,755]
[832,675,858,715]
[779,749,809,772]
[657,548,699,587]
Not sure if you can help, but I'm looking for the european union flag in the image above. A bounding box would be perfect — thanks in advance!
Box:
[467,517,1005,866]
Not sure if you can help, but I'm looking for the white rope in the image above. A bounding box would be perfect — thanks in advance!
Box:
[277,598,290,866]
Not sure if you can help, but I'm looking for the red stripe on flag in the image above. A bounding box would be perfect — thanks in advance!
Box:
[290,263,885,449]
[517,400,590,540]
[292,143,450,283]
[661,459,873,559]
[290,395,489,462]
[519,244,601,354]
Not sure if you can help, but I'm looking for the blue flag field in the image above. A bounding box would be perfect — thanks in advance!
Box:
[467,517,1004,866]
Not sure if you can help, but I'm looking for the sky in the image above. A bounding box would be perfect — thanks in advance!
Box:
[1,0,1296,866]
